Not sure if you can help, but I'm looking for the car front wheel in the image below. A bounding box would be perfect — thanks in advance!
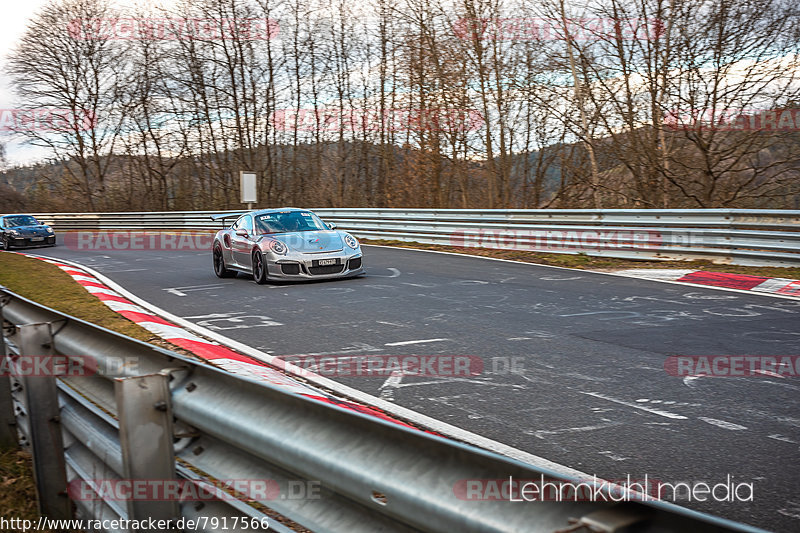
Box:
[1,235,10,251]
[252,251,269,284]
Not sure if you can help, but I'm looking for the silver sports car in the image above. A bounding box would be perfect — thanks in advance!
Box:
[211,208,364,283]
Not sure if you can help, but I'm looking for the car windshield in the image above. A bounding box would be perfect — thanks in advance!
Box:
[254,211,328,234]
[3,215,40,227]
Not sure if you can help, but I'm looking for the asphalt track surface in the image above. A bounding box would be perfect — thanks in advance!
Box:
[27,240,800,532]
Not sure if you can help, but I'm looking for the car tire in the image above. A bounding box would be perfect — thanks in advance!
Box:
[213,244,236,278]
[252,250,269,285]
[1,236,10,251]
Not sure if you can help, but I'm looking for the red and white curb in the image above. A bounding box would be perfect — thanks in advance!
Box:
[11,252,421,431]
[613,269,800,297]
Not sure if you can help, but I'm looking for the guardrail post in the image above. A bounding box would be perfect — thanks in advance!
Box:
[0,292,18,448]
[115,372,180,524]
[18,322,71,519]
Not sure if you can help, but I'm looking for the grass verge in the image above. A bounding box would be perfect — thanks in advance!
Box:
[0,251,193,354]
[362,239,800,279]
[0,448,56,532]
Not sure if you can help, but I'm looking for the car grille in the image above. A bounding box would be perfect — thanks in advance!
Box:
[348,257,362,270]
[309,264,344,275]
[281,263,300,275]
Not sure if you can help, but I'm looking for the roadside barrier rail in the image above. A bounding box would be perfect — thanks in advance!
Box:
[26,208,800,265]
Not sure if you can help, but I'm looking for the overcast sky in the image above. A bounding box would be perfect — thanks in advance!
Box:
[1,1,52,166]
[0,1,176,167]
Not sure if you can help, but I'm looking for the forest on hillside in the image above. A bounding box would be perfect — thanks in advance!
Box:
[1,0,799,212]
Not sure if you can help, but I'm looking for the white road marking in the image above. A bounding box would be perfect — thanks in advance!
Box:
[371,268,401,278]
[559,310,641,320]
[767,434,797,444]
[163,283,229,296]
[698,417,748,431]
[197,315,283,330]
[165,288,187,296]
[525,330,556,338]
[752,369,785,378]
[184,312,243,319]
[379,372,403,401]
[384,338,450,346]
[683,376,702,388]
[581,392,688,420]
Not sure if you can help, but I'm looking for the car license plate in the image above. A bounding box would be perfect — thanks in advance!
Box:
[30,237,44,242]
[318,259,337,266]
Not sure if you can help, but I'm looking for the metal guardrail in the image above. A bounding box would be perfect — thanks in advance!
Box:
[26,208,800,266]
[0,287,765,533]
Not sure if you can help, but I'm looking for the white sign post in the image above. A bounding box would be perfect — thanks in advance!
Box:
[240,171,257,209]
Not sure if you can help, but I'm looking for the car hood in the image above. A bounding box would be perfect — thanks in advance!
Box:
[268,231,344,253]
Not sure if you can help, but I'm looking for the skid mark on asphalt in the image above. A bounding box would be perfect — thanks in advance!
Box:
[424,394,491,420]
[777,502,800,519]
[598,450,631,461]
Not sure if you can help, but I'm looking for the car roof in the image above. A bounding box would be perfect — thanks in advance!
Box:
[251,207,309,216]
[1,214,37,220]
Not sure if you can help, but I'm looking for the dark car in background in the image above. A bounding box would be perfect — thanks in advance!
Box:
[0,215,56,250]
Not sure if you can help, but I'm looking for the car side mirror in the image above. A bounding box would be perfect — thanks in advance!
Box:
[327,222,337,230]
[235,228,249,237]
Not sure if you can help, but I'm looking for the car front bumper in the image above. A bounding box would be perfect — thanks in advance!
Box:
[266,253,364,280]
[5,235,56,248]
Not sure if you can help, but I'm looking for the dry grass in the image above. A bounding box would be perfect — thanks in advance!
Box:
[0,252,199,357]
[0,449,57,532]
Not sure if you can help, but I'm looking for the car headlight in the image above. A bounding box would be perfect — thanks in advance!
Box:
[344,233,359,249]
[269,240,288,255]
[8,230,19,236]
[46,227,54,233]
